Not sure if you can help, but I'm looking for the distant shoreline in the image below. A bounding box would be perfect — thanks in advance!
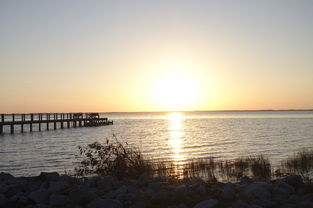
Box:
[100,109,313,114]
[2,109,312,114]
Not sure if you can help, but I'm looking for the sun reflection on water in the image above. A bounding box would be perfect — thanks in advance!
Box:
[168,112,186,164]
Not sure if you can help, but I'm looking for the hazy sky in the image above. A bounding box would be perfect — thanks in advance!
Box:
[1,0,313,113]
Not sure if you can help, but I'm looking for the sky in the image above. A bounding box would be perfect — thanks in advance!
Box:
[0,0,313,113]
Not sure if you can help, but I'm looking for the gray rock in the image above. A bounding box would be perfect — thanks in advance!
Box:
[116,192,136,202]
[0,184,8,194]
[175,185,187,193]
[273,187,291,202]
[193,199,219,208]
[152,189,172,202]
[241,182,272,200]
[6,183,23,196]
[303,182,313,194]
[60,174,80,184]
[195,184,207,195]
[39,172,60,181]
[87,198,123,208]
[0,172,14,181]
[174,185,188,199]
[8,195,18,203]
[250,205,263,208]
[301,193,313,201]
[129,201,145,208]
[0,194,9,207]
[138,173,150,185]
[240,176,253,184]
[18,195,30,204]
[288,194,300,203]
[284,175,304,188]
[68,186,97,204]
[229,200,250,208]
[222,182,236,200]
[28,188,50,204]
[299,201,313,208]
[279,203,295,208]
[251,199,277,208]
[148,182,166,191]
[168,203,188,208]
[48,181,67,193]
[275,180,295,194]
[96,176,117,191]
[33,204,50,208]
[240,182,275,207]
[49,193,68,206]
[116,185,128,194]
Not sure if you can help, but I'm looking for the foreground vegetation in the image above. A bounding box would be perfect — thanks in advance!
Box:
[75,137,313,182]
[2,138,313,208]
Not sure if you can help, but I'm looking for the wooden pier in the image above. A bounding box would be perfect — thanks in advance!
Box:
[0,113,113,134]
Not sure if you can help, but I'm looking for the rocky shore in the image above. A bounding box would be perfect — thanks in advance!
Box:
[1,172,313,208]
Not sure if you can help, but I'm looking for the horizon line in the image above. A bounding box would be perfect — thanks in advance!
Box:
[100,109,313,114]
[1,109,313,114]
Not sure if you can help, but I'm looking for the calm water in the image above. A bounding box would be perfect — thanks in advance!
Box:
[0,111,313,176]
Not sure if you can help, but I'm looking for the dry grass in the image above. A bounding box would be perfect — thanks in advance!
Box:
[75,138,313,182]
[249,155,271,178]
[282,148,313,177]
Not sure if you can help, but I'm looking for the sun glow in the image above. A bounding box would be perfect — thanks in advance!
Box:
[168,112,186,163]
[153,73,199,111]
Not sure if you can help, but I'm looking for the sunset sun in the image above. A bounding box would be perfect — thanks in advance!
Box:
[153,73,199,111]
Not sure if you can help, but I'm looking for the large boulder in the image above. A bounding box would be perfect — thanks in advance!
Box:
[240,176,253,184]
[193,199,219,208]
[174,185,188,199]
[288,194,300,204]
[28,188,50,204]
[272,187,290,202]
[0,172,14,181]
[151,189,173,202]
[284,175,304,188]
[299,201,313,208]
[48,181,67,193]
[240,182,273,207]
[222,182,236,200]
[68,186,97,205]
[39,172,60,181]
[240,182,272,200]
[0,194,9,207]
[87,198,123,208]
[138,173,150,185]
[96,176,118,191]
[301,193,313,201]
[168,204,188,208]
[275,181,295,194]
[272,180,295,202]
[229,200,250,208]
[0,184,8,194]
[49,193,68,206]
[250,199,277,208]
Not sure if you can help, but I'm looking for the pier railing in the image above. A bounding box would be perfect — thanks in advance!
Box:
[0,113,113,134]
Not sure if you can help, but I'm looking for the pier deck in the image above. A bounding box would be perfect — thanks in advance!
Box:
[0,113,113,134]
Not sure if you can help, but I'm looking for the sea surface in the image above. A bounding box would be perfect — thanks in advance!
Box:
[0,111,313,177]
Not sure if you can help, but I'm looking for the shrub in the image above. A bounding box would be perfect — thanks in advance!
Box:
[75,136,153,179]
